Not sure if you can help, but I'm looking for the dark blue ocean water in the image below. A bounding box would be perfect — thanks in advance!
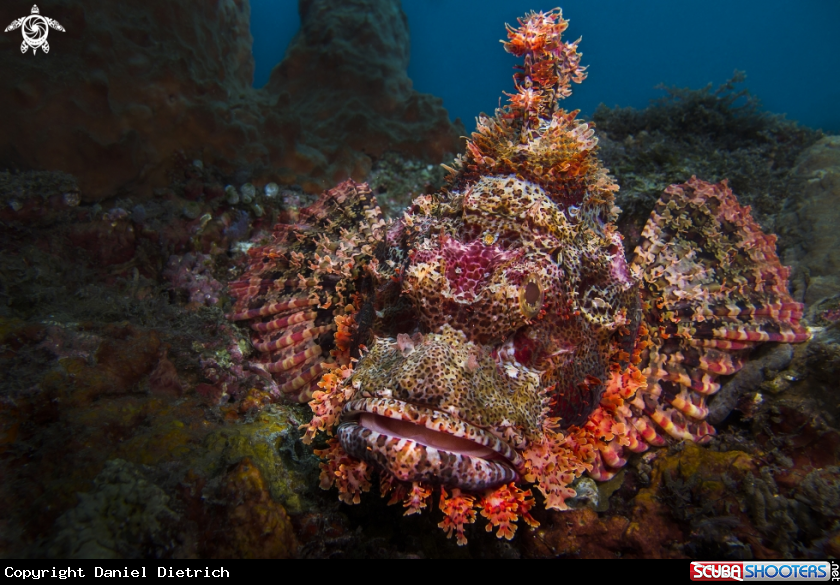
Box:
[250,1,840,134]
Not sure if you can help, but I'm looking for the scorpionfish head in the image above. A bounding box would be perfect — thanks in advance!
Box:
[337,174,642,490]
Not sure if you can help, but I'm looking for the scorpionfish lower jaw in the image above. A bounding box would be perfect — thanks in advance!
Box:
[337,398,523,491]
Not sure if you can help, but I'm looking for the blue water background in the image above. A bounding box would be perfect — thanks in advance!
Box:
[250,0,840,134]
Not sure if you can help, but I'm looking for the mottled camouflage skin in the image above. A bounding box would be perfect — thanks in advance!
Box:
[229,9,809,541]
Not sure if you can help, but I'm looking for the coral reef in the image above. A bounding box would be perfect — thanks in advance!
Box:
[191,458,298,559]
[0,3,836,562]
[0,0,462,201]
[366,152,448,218]
[0,0,254,201]
[264,0,463,188]
[163,253,224,307]
[0,170,79,225]
[777,136,840,304]
[593,73,823,250]
[521,436,840,559]
[0,305,324,559]
[46,459,178,559]
[707,344,793,425]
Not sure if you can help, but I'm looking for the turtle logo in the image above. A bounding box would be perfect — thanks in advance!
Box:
[5,5,65,55]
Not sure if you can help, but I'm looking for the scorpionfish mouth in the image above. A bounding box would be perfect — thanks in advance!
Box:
[338,398,524,491]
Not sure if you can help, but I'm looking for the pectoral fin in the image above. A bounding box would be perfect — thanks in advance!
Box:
[629,177,808,443]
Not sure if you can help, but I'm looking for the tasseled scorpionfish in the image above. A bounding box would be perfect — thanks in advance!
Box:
[228,9,809,544]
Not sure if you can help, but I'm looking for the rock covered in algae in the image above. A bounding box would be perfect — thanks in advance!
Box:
[779,136,840,305]
[191,458,299,559]
[197,407,320,516]
[47,459,178,559]
[0,0,462,201]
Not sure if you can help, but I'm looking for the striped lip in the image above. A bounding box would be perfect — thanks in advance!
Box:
[340,397,525,472]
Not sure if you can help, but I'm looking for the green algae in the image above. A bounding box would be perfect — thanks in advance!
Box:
[198,406,319,515]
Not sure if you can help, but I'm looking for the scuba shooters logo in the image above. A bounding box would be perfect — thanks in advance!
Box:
[4,5,65,54]
[691,561,836,582]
